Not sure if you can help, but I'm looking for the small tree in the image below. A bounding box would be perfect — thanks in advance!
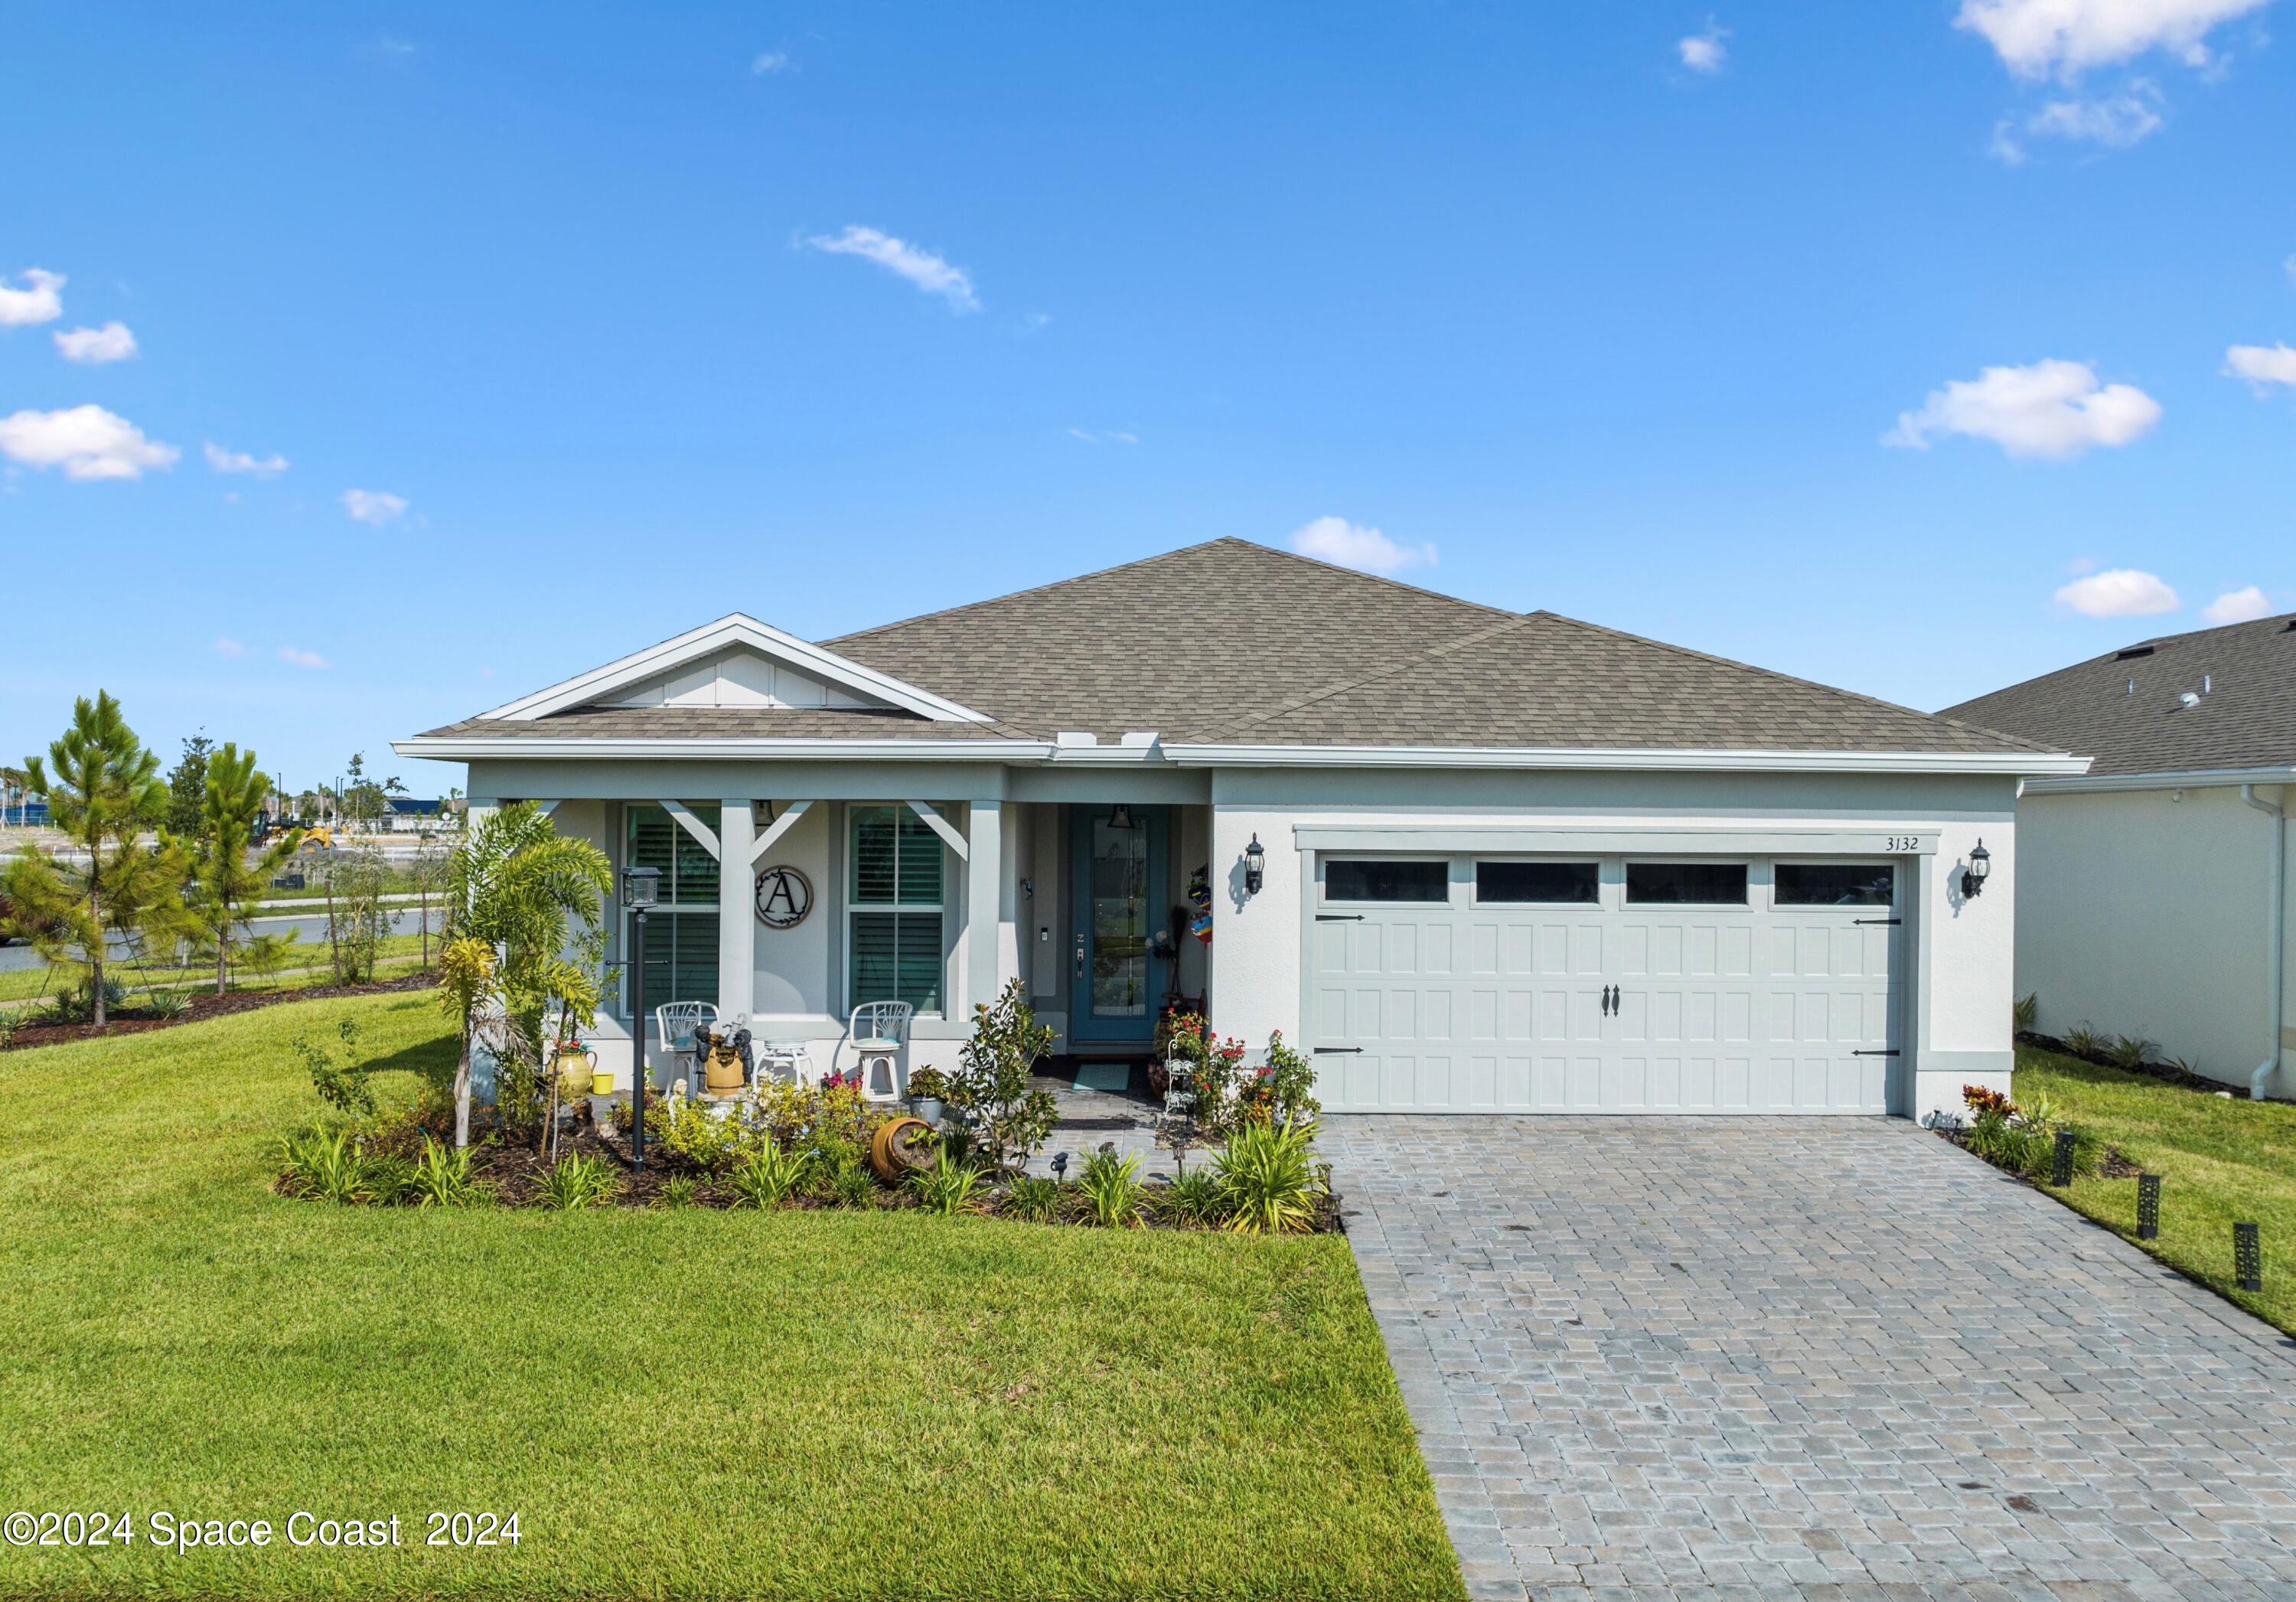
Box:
[439,937,498,1149]
[946,980,1058,1172]
[188,742,301,993]
[2,693,188,1025]
[320,841,392,984]
[165,734,214,839]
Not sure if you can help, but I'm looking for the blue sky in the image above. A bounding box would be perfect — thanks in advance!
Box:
[3,2,2291,792]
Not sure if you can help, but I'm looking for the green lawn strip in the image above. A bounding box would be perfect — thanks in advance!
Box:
[0,993,1460,1600]
[0,938,432,1010]
[2016,1042,2296,1337]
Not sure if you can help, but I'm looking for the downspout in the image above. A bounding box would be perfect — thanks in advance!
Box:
[2242,784,2285,1101]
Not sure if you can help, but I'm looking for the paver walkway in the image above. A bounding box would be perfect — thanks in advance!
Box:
[1324,1116,2296,1600]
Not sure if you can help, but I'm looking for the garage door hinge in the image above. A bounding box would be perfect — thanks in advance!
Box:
[1854,917,1903,925]
[1313,1046,1363,1055]
[1851,1049,1901,1056]
[1315,913,1365,922]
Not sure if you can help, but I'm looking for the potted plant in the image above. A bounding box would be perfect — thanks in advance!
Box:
[551,1036,595,1101]
[905,1065,950,1124]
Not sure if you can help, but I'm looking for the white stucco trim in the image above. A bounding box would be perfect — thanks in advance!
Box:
[476,614,993,725]
[2023,764,2296,794]
[1164,743,2088,775]
[392,737,1055,762]
[1293,824,1940,855]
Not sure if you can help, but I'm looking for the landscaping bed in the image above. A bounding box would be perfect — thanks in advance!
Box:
[0,988,1461,1600]
[1,970,432,1051]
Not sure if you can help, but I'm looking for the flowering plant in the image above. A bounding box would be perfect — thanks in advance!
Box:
[1962,1084,2012,1118]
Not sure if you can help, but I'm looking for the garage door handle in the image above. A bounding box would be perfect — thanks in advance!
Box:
[1854,917,1903,925]
[1315,913,1365,922]
[1313,1046,1362,1055]
[1851,1049,1900,1056]
[1601,984,1618,1016]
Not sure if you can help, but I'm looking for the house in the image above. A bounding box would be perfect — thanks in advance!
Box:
[383,796,454,833]
[394,539,2082,1120]
[1941,612,2294,1098]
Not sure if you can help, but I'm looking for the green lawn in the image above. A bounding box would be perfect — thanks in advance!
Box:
[0,937,434,1011]
[2017,1041,2296,1336]
[0,992,1459,1600]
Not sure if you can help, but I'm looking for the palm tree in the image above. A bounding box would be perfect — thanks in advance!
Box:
[188,744,301,993]
[442,802,612,1145]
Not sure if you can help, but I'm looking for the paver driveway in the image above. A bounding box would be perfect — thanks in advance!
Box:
[1324,1116,2296,1600]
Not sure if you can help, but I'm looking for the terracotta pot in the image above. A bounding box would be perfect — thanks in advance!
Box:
[869,1116,938,1183]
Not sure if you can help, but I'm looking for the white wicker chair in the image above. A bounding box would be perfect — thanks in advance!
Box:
[847,1000,913,1104]
[654,1001,719,1095]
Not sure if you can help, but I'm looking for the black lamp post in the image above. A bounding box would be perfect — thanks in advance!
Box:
[1961,839,1991,899]
[621,864,660,1170]
[1243,834,1266,896]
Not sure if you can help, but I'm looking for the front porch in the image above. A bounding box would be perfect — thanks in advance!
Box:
[492,787,1217,1099]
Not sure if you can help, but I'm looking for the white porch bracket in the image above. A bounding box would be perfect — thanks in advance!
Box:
[906,800,970,862]
[533,799,559,817]
[749,800,812,866]
[661,799,721,860]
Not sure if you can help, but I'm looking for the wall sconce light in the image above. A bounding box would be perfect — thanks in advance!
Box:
[1107,804,1135,830]
[1960,839,1991,899]
[1243,834,1266,896]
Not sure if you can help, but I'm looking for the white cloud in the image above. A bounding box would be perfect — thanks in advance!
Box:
[1884,358,2161,459]
[1066,427,1138,444]
[278,646,331,670]
[213,637,247,658]
[1955,0,2268,78]
[752,49,793,73]
[1678,18,1729,72]
[2225,341,2296,391]
[204,441,289,477]
[0,404,179,480]
[2024,80,2167,145]
[0,268,64,327]
[804,225,980,312]
[1288,515,1437,576]
[2054,567,2180,616]
[340,488,408,524]
[54,321,137,363]
[2285,252,2296,286]
[2203,584,2273,624]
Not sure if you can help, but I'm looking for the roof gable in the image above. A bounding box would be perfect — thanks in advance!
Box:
[478,614,992,725]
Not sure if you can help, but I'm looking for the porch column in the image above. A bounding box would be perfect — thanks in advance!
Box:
[967,800,1003,1012]
[718,800,755,1023]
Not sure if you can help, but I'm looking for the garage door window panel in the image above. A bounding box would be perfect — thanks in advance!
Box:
[1326,859,1450,903]
[1626,862,1749,905]
[1475,860,1598,905]
[1774,863,1895,907]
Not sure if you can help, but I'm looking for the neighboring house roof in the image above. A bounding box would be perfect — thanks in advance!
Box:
[1939,612,2296,778]
[404,537,2069,767]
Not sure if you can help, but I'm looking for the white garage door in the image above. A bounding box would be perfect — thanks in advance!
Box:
[1309,856,1901,1114]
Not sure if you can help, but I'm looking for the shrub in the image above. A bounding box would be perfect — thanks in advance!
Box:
[2106,1035,2158,1071]
[406,1137,480,1208]
[726,1144,805,1209]
[908,1160,986,1217]
[365,1153,416,1206]
[2061,1023,2105,1059]
[2012,992,2039,1033]
[947,980,1058,1170]
[44,974,125,1025]
[654,1093,768,1174]
[1964,1108,2044,1175]
[292,1018,374,1119]
[827,1163,877,1209]
[0,1011,17,1050]
[1963,1084,2012,1118]
[1000,1174,1062,1223]
[146,988,191,1021]
[905,1065,950,1101]
[1156,1168,1226,1228]
[1076,1150,1147,1228]
[656,1175,703,1209]
[276,1127,372,1204]
[1214,1121,1322,1234]
[1163,1011,1250,1135]
[535,1153,621,1210]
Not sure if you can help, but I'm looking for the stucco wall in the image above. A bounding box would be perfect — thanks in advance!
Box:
[2015,785,2283,1088]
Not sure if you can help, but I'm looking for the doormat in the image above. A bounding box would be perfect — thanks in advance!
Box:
[1071,1062,1133,1092]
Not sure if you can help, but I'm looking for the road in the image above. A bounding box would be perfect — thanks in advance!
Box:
[0,907,444,974]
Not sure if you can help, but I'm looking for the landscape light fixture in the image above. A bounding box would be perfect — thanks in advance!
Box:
[620,865,660,1169]
[1244,835,1266,896]
[1960,840,1991,899]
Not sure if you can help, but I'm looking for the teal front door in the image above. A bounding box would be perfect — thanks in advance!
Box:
[1069,804,1166,1046]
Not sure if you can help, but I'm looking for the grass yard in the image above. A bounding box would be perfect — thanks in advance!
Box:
[0,992,1460,1600]
[0,938,434,1013]
[2017,1041,2296,1336]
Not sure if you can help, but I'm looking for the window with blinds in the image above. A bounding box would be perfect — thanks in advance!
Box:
[848,804,944,1013]
[622,804,721,1011]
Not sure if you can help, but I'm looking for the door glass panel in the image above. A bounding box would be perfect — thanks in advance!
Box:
[1476,860,1598,903]
[1774,863,1894,906]
[1090,817,1148,1017]
[1625,862,1748,905]
[1326,860,1450,902]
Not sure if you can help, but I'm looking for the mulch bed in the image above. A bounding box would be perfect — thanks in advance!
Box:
[2017,1030,2256,1098]
[3,973,435,1052]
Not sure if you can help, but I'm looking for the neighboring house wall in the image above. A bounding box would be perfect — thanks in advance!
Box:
[2015,785,2285,1088]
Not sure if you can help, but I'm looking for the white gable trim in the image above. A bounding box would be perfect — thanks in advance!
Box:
[479,615,991,725]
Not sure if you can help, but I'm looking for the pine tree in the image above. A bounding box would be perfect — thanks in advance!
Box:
[188,743,301,993]
[165,734,214,838]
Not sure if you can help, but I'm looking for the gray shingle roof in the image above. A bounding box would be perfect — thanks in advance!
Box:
[420,537,2056,758]
[1939,612,2296,777]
